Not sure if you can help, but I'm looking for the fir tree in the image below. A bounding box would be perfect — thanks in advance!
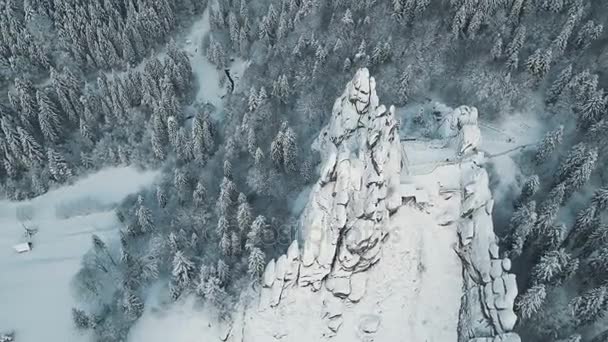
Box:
[535,126,563,164]
[47,148,72,183]
[237,193,253,233]
[137,204,155,233]
[531,249,578,286]
[193,182,207,208]
[172,250,195,288]
[516,284,547,320]
[248,247,265,279]
[570,286,608,326]
[282,126,298,173]
[546,65,572,104]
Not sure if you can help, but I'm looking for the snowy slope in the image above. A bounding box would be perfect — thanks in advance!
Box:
[0,167,158,342]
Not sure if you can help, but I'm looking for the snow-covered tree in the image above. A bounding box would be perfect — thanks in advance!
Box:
[193,182,207,208]
[531,249,578,286]
[535,183,565,237]
[137,204,155,233]
[246,215,267,251]
[237,193,253,233]
[248,247,265,279]
[570,286,608,326]
[592,188,608,210]
[575,20,603,50]
[37,89,62,143]
[507,201,537,258]
[526,49,552,82]
[535,126,563,164]
[282,126,298,173]
[546,65,572,104]
[172,250,195,288]
[122,290,144,321]
[47,148,72,183]
[516,284,547,320]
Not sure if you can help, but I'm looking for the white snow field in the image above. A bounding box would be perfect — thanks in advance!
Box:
[0,167,159,342]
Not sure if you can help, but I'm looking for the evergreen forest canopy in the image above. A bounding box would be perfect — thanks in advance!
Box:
[0,0,607,341]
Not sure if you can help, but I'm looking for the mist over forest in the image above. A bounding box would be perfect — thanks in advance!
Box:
[1,0,608,341]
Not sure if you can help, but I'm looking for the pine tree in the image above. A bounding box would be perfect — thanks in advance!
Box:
[247,86,259,112]
[172,250,195,288]
[567,205,598,250]
[282,126,298,173]
[151,114,168,160]
[535,126,563,164]
[122,290,144,321]
[223,159,233,179]
[578,90,606,128]
[546,65,572,104]
[516,284,547,320]
[535,183,565,237]
[237,193,253,233]
[218,176,236,216]
[248,247,265,279]
[531,249,578,286]
[157,186,167,209]
[592,188,608,210]
[575,20,603,50]
[175,168,190,202]
[37,89,62,143]
[231,231,242,256]
[167,115,178,147]
[137,204,155,233]
[505,25,526,58]
[526,49,552,82]
[193,182,207,208]
[490,36,503,60]
[519,175,540,204]
[246,215,267,251]
[271,129,285,169]
[217,259,230,284]
[217,216,230,237]
[557,143,587,183]
[507,201,537,258]
[563,147,597,197]
[570,286,608,326]
[17,127,44,166]
[47,148,72,183]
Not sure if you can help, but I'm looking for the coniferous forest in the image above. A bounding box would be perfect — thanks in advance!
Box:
[1,0,608,341]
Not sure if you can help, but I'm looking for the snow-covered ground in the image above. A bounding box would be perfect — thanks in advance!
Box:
[179,9,250,121]
[0,167,159,342]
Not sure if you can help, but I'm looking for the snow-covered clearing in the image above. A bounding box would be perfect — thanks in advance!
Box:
[0,167,159,342]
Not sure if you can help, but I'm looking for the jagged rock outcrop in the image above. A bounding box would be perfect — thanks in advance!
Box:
[297,68,403,294]
[225,70,519,342]
[457,157,520,342]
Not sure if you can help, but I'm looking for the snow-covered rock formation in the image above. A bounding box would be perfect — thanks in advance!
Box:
[297,68,403,294]
[456,159,519,342]
[222,70,520,342]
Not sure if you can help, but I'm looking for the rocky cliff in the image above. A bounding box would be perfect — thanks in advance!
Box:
[223,69,520,342]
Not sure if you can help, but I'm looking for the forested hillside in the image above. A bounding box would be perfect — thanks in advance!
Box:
[1,0,608,341]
